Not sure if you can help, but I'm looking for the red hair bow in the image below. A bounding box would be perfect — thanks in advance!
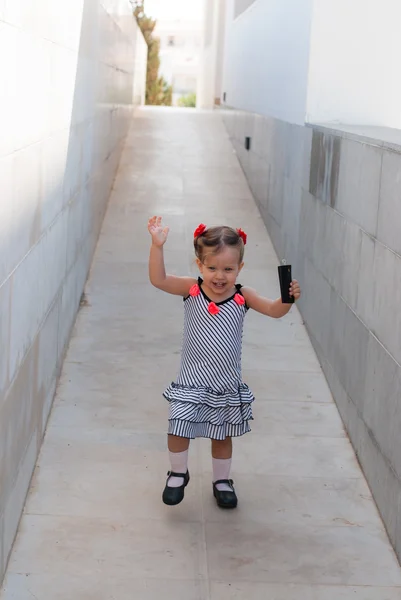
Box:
[194,223,207,238]
[237,228,247,245]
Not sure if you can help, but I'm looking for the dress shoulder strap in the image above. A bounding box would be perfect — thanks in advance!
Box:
[235,283,249,310]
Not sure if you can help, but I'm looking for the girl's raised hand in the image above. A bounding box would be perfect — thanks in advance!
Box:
[148,216,169,246]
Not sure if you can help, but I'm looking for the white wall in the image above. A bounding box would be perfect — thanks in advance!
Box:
[306,0,401,127]
[221,0,401,128]
[0,0,146,581]
[221,0,313,125]
[198,0,227,108]
[133,22,148,106]
[214,0,227,104]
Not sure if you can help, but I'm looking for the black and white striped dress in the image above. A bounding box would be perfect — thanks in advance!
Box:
[163,277,254,440]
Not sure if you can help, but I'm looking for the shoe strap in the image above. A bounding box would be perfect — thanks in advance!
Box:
[167,470,187,478]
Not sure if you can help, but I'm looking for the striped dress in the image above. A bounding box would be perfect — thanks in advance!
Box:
[163,277,254,440]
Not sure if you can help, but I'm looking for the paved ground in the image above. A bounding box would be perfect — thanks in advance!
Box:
[2,107,401,599]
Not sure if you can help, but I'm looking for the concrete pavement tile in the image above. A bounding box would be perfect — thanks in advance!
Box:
[243,369,333,402]
[250,400,346,437]
[242,344,322,372]
[210,582,401,600]
[205,520,401,585]
[48,394,169,433]
[1,574,208,600]
[7,515,207,580]
[36,427,180,469]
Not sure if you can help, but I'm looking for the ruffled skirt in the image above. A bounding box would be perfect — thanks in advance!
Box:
[163,381,254,440]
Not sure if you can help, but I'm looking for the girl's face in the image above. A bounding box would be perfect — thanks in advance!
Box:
[196,245,244,297]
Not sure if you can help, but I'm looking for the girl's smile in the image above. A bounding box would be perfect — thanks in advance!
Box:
[197,246,244,301]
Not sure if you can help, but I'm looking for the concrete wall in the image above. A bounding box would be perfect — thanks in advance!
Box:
[222,107,401,561]
[307,0,401,128]
[0,0,146,581]
[221,0,313,125]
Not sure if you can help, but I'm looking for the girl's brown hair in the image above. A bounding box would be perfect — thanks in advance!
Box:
[194,226,245,263]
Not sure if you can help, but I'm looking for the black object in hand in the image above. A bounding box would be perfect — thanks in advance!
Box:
[278,263,294,304]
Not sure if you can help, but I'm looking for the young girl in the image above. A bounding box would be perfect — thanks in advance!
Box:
[148,216,301,509]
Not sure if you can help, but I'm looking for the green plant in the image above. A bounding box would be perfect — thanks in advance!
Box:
[133,1,173,106]
[177,93,197,108]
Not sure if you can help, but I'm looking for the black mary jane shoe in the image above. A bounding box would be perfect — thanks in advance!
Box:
[162,470,190,506]
[213,479,238,509]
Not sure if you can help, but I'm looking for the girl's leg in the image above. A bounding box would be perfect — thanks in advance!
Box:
[211,437,233,492]
[167,434,190,488]
[168,434,190,453]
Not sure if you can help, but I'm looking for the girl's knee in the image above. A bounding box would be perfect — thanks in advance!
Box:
[211,436,232,458]
[168,434,190,452]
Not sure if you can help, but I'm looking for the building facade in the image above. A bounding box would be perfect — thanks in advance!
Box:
[153,18,202,105]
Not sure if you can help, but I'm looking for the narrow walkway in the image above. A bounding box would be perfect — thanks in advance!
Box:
[2,108,401,599]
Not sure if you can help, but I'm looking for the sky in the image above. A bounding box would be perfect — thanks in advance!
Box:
[144,0,204,21]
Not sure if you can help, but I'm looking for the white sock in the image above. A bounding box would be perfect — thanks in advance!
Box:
[167,450,189,487]
[213,458,233,492]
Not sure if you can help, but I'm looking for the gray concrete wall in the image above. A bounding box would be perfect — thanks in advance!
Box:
[0,1,145,580]
[222,108,401,561]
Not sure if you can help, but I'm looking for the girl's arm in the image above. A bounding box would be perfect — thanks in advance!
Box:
[242,281,301,318]
[148,216,195,296]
